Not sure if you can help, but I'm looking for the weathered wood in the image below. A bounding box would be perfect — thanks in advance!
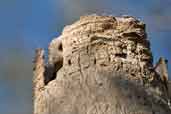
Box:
[33,15,171,114]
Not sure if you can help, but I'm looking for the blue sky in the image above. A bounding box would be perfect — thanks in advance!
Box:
[0,0,171,114]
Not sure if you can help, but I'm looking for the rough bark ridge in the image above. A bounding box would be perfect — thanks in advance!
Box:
[33,15,171,114]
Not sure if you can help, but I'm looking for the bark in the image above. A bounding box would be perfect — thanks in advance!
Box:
[33,15,171,114]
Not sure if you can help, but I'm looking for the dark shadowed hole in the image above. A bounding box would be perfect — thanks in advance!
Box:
[94,59,96,64]
[51,71,57,82]
[108,57,111,62]
[44,60,63,85]
[58,43,63,51]
[44,64,56,85]
[115,53,127,58]
[68,59,71,65]
[99,83,103,86]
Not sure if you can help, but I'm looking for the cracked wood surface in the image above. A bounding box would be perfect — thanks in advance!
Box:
[33,15,171,114]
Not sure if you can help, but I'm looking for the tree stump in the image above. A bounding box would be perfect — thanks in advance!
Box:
[33,15,171,114]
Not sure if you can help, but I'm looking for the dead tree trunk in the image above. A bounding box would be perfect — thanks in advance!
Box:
[33,15,171,114]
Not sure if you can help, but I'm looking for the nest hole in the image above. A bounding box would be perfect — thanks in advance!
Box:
[58,43,63,51]
[68,59,71,65]
[94,59,96,64]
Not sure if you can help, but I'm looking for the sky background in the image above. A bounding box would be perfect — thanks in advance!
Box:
[0,0,171,114]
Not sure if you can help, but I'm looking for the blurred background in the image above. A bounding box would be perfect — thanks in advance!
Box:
[0,0,171,114]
